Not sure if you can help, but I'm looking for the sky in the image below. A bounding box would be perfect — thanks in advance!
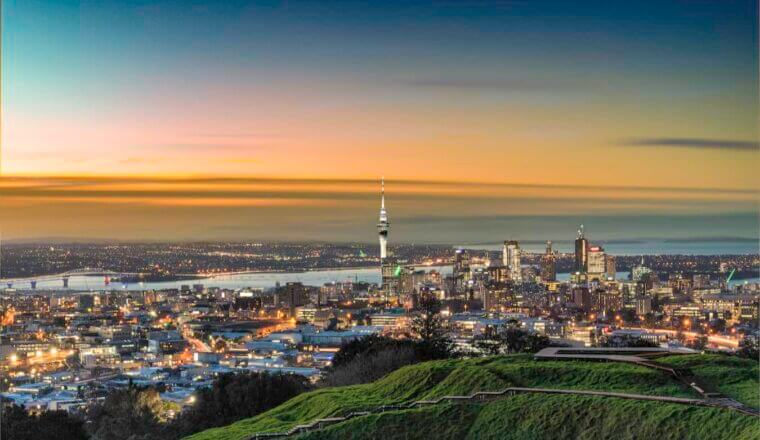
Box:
[1,0,758,243]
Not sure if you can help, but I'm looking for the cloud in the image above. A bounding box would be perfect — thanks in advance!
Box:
[152,142,262,152]
[403,77,575,92]
[0,175,755,196]
[1,175,757,242]
[620,138,759,151]
[191,132,284,140]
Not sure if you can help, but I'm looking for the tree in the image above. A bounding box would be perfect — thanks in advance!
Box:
[650,294,661,312]
[0,405,88,440]
[600,334,658,348]
[522,332,554,353]
[473,321,555,355]
[331,334,416,369]
[643,313,657,328]
[87,387,168,440]
[473,326,502,355]
[620,309,637,324]
[687,335,708,351]
[322,345,419,387]
[325,317,339,331]
[169,372,311,438]
[327,331,454,387]
[709,319,726,333]
[410,292,454,359]
[738,336,759,360]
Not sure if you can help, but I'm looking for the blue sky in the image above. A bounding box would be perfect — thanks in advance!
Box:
[1,1,758,241]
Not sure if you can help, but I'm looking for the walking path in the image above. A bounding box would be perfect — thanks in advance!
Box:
[243,349,758,439]
[534,347,759,416]
[247,385,757,439]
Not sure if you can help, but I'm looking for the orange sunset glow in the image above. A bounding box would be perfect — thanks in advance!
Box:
[1,0,757,242]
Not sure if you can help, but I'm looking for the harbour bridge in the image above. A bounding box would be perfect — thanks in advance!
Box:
[0,268,140,290]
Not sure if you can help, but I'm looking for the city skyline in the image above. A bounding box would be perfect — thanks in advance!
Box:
[1,0,758,241]
[0,3,758,439]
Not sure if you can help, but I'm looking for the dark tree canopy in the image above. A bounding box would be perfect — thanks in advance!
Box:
[170,372,311,438]
[411,292,454,360]
[473,321,556,355]
[0,405,89,440]
[86,372,311,440]
[87,387,166,440]
[599,334,659,348]
[331,334,418,369]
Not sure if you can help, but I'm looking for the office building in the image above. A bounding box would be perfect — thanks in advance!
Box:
[574,225,588,273]
[540,241,556,281]
[503,240,521,283]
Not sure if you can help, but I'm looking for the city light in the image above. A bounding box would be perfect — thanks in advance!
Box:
[0,2,756,438]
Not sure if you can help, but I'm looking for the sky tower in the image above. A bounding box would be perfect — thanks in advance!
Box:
[377,178,390,259]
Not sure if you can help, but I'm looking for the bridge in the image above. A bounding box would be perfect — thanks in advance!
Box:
[0,268,139,290]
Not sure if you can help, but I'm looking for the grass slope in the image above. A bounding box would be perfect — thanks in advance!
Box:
[186,354,711,440]
[301,395,760,440]
[657,354,760,409]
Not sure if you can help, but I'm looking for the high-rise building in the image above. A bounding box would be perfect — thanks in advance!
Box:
[377,178,390,260]
[572,287,592,312]
[453,248,470,276]
[574,225,588,273]
[274,282,311,314]
[605,254,616,279]
[631,257,652,282]
[635,296,652,315]
[452,248,471,293]
[487,255,508,283]
[540,240,556,281]
[381,260,400,300]
[587,245,606,274]
[503,240,521,282]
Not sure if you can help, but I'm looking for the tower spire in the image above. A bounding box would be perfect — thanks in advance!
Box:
[381,176,385,210]
[377,177,390,259]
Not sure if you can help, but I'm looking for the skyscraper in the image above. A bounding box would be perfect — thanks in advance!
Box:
[574,225,588,273]
[453,248,470,277]
[377,178,390,260]
[452,248,471,292]
[503,240,521,282]
[540,240,556,281]
[587,245,606,275]
[605,254,617,280]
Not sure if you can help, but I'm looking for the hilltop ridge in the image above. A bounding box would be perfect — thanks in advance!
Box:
[186,354,759,440]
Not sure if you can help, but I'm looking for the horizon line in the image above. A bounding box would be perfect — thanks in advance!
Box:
[1,173,756,195]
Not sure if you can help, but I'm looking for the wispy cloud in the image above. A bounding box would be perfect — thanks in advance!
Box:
[403,77,576,92]
[0,175,756,242]
[0,175,755,195]
[620,138,759,151]
[191,132,284,140]
[145,142,263,153]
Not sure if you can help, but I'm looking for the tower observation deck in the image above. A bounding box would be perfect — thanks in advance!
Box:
[377,178,390,260]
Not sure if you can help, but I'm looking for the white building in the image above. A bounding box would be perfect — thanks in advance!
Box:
[587,246,606,275]
[503,240,521,283]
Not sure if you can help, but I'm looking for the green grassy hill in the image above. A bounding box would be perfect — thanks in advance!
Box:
[186,354,759,440]
[657,354,759,409]
[300,394,758,440]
